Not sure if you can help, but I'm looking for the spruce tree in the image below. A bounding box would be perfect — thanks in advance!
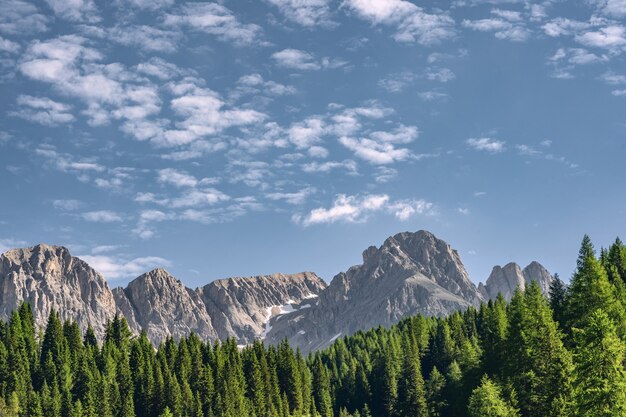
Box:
[573,309,626,417]
[468,376,519,417]
[396,345,427,417]
[506,283,573,417]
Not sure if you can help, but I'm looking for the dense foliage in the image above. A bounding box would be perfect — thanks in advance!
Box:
[0,236,625,417]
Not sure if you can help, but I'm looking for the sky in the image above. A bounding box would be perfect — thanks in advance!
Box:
[0,0,625,288]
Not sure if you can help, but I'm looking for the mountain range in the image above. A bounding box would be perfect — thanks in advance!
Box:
[0,230,553,351]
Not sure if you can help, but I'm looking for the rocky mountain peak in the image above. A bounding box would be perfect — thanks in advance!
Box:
[479,261,553,301]
[0,243,117,339]
[266,230,482,353]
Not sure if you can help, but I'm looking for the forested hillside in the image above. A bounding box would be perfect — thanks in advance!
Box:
[0,235,624,417]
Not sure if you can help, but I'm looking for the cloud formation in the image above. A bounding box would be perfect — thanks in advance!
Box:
[295,193,435,226]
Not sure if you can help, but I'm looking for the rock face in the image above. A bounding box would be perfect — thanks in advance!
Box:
[112,268,218,344]
[478,261,553,300]
[0,235,553,351]
[265,231,484,353]
[197,272,326,343]
[0,244,117,339]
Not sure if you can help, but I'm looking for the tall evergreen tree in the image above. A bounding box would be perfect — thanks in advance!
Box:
[468,376,519,417]
[573,309,626,417]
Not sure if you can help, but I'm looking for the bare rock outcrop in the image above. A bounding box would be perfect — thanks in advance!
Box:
[197,272,326,343]
[478,261,553,300]
[0,244,117,339]
[265,230,484,353]
[112,268,218,344]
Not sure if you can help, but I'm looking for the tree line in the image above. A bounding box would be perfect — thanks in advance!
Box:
[0,235,624,417]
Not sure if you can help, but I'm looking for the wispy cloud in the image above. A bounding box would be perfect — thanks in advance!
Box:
[164,3,264,46]
[10,95,74,126]
[467,137,505,153]
[272,48,348,71]
[266,0,334,27]
[52,199,83,211]
[294,193,435,226]
[44,0,99,23]
[81,210,124,223]
[343,0,455,45]
[78,253,171,281]
[0,0,48,35]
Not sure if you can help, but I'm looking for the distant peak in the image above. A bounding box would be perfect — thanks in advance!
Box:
[2,243,72,260]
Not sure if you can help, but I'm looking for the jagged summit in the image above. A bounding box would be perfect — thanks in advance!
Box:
[0,232,552,351]
[265,230,483,352]
[478,261,553,301]
[0,242,117,339]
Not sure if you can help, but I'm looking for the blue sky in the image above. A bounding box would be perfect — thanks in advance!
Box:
[0,0,625,288]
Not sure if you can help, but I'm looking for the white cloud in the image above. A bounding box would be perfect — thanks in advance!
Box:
[271,48,347,71]
[19,35,163,129]
[378,71,415,93]
[35,147,106,173]
[612,88,626,96]
[170,189,230,208]
[164,3,263,46]
[52,199,83,211]
[106,25,181,53]
[78,254,171,280]
[302,160,358,173]
[288,117,326,148]
[308,146,329,158]
[467,137,505,153]
[158,168,199,188]
[462,18,530,42]
[515,143,579,168]
[515,144,541,156]
[295,193,435,225]
[591,0,626,18]
[117,0,174,10]
[132,209,173,239]
[155,84,266,146]
[418,91,448,101]
[90,245,121,254]
[10,95,74,126]
[0,36,20,53]
[426,67,456,82]
[343,0,455,45]
[136,57,186,80]
[340,125,418,165]
[267,187,316,204]
[266,0,334,27]
[491,9,523,22]
[458,207,470,215]
[0,238,27,254]
[601,71,626,84]
[576,25,626,51]
[236,73,296,96]
[542,18,591,37]
[44,0,99,23]
[81,210,123,223]
[0,0,48,35]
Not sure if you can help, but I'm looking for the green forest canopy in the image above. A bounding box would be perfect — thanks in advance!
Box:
[0,236,625,417]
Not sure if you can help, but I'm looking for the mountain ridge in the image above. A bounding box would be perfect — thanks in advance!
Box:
[0,231,553,350]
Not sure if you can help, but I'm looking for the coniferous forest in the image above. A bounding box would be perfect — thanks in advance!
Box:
[0,236,625,417]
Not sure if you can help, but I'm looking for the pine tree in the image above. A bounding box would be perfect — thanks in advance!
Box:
[396,345,427,417]
[506,283,573,417]
[573,309,626,417]
[549,274,567,328]
[312,356,333,417]
[565,236,626,338]
[468,376,519,417]
[425,366,446,417]
[479,296,508,376]
[158,407,173,417]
